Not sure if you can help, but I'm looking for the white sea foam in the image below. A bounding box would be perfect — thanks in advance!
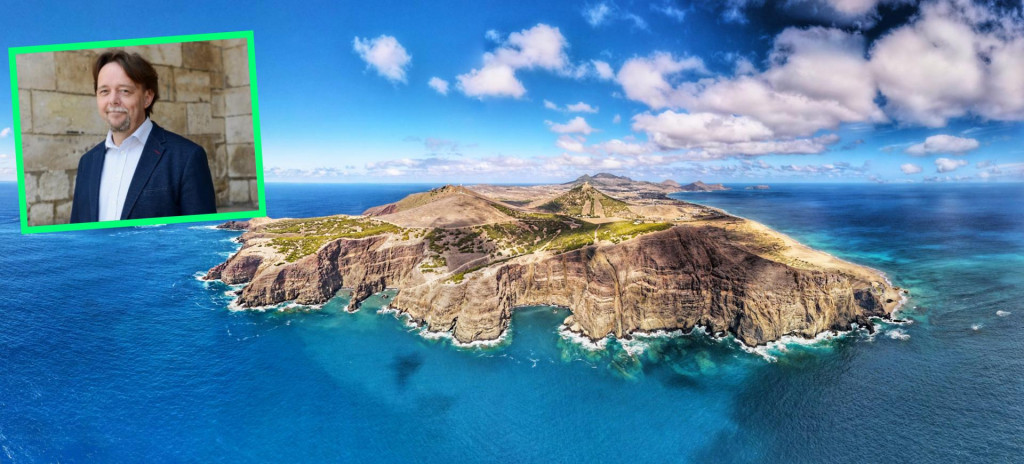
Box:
[887,328,910,340]
[971,323,983,331]
[189,225,223,230]
[996,310,1011,317]
[557,324,609,351]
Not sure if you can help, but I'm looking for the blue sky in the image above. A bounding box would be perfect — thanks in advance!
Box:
[1,0,1022,184]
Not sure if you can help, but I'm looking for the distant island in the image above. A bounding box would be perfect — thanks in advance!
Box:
[746,185,771,190]
[677,180,730,192]
[206,175,901,347]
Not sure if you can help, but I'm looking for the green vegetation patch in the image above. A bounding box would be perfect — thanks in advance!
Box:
[265,216,406,262]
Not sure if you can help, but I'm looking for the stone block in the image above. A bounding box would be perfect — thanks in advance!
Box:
[229,179,250,204]
[29,202,54,226]
[38,170,70,201]
[223,86,252,117]
[182,41,222,71]
[174,69,212,102]
[212,89,226,118]
[55,200,73,224]
[222,45,250,87]
[214,39,247,48]
[209,143,228,179]
[228,143,256,177]
[24,172,38,202]
[215,177,230,206]
[225,115,253,144]
[152,65,175,102]
[186,102,213,134]
[249,179,259,207]
[22,134,100,172]
[55,50,97,95]
[19,89,32,132]
[16,52,56,90]
[155,101,188,135]
[124,43,182,67]
[32,91,108,136]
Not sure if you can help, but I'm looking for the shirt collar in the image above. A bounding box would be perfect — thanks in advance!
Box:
[105,118,154,150]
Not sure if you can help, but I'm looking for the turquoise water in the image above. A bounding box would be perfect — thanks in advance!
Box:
[1,182,1022,462]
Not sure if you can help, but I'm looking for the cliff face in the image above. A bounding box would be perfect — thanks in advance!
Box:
[208,221,897,347]
[391,225,893,346]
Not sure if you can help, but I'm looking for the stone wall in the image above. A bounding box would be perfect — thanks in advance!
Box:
[17,39,259,226]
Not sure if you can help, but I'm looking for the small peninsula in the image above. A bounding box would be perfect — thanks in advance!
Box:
[205,175,901,347]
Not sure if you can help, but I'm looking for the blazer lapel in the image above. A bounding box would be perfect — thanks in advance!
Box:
[120,123,167,219]
[85,143,105,222]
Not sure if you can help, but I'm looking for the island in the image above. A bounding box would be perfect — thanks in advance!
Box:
[205,175,902,347]
[678,180,730,192]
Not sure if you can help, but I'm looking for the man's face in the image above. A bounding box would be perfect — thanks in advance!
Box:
[95,62,153,135]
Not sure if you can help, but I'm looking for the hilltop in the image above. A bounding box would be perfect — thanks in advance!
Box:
[206,177,901,347]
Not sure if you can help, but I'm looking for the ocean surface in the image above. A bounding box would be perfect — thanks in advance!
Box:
[1,182,1022,463]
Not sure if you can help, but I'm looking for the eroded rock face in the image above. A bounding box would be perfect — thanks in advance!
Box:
[207,223,897,347]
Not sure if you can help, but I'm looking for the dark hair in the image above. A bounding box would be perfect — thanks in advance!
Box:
[93,50,159,117]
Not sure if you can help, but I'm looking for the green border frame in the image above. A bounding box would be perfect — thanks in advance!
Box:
[9,30,266,234]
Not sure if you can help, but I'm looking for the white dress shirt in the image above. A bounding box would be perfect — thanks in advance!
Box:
[98,118,154,221]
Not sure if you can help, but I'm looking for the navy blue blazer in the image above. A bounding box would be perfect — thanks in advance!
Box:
[69,123,217,223]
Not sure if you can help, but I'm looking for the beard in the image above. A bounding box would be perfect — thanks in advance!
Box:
[106,107,131,133]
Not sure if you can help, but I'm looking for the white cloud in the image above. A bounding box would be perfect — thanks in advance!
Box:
[594,139,655,156]
[457,63,525,98]
[633,111,774,147]
[612,114,621,124]
[869,0,1024,126]
[457,24,570,99]
[905,134,979,156]
[556,135,586,152]
[352,35,411,83]
[935,157,969,173]
[428,77,449,95]
[584,3,613,26]
[544,100,559,110]
[0,127,10,138]
[900,163,923,174]
[652,2,687,22]
[547,116,596,135]
[485,29,501,42]
[616,52,707,109]
[592,60,615,80]
[566,102,598,113]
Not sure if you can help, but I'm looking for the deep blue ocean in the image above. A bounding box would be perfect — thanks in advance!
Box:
[1,182,1022,463]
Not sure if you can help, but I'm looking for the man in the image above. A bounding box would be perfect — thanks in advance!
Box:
[70,50,217,223]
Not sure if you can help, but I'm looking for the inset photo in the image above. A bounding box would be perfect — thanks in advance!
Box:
[10,31,265,233]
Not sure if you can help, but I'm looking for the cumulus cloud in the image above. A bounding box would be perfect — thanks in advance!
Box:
[905,134,979,156]
[583,2,647,29]
[615,26,885,150]
[547,116,596,135]
[592,60,615,80]
[556,135,586,152]
[0,127,10,138]
[567,102,598,113]
[612,114,621,124]
[352,35,411,83]
[935,157,969,173]
[428,77,449,95]
[616,52,707,109]
[594,139,656,156]
[869,0,1024,126]
[900,163,923,174]
[457,24,570,99]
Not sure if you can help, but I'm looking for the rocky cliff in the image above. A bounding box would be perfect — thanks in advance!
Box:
[205,182,901,347]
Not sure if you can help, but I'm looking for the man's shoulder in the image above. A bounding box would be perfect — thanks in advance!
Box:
[79,140,106,164]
